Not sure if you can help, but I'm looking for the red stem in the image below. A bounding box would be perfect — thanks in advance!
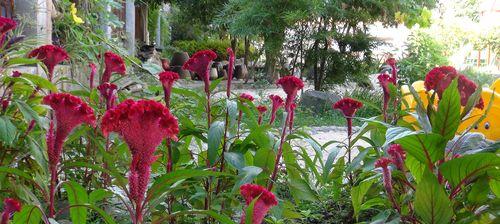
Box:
[267,111,290,190]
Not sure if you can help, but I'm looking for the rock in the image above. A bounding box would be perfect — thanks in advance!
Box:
[210,68,218,80]
[219,69,227,79]
[234,64,248,80]
[170,52,189,66]
[300,90,341,113]
[161,58,170,71]
[170,66,191,79]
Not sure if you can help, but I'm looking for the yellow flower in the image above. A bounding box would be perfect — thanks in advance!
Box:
[70,3,84,24]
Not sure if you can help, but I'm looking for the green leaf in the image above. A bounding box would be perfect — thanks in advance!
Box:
[224,152,245,170]
[14,100,42,124]
[461,85,482,119]
[6,57,40,67]
[489,179,500,197]
[408,84,432,132]
[210,78,223,91]
[439,153,500,188]
[207,121,225,166]
[392,131,446,164]
[89,189,113,204]
[245,195,259,224]
[405,155,426,183]
[0,116,17,145]
[232,166,262,193]
[432,79,460,140]
[322,148,340,183]
[63,181,88,224]
[148,170,230,199]
[141,61,163,74]
[351,179,376,219]
[21,74,57,92]
[12,205,43,224]
[414,170,453,224]
[254,148,276,177]
[467,176,489,204]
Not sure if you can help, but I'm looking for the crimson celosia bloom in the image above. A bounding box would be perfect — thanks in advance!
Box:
[387,144,406,171]
[269,94,284,125]
[375,157,399,212]
[386,58,397,81]
[0,16,16,46]
[11,71,21,78]
[101,99,179,222]
[276,76,304,111]
[89,63,97,89]
[28,45,69,81]
[159,71,180,106]
[240,184,278,224]
[239,93,255,102]
[43,93,95,217]
[424,66,483,109]
[332,98,363,136]
[377,73,396,119]
[97,83,118,109]
[257,105,267,125]
[1,100,8,112]
[227,48,235,97]
[101,51,126,83]
[1,198,21,224]
[182,50,217,94]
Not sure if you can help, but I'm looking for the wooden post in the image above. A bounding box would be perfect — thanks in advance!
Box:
[125,0,135,55]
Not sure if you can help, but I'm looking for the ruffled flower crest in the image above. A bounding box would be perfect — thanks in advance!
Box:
[239,184,278,224]
[269,94,284,125]
[159,71,180,105]
[1,198,21,224]
[182,50,217,94]
[276,76,304,111]
[101,51,126,83]
[28,45,69,81]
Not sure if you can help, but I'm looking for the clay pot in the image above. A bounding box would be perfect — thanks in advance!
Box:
[219,69,227,79]
[234,64,248,80]
[170,66,191,79]
[170,52,190,66]
[161,58,170,71]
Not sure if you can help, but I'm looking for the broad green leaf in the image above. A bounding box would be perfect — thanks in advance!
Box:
[14,100,42,125]
[467,176,489,204]
[489,179,500,197]
[232,166,262,193]
[322,148,340,183]
[0,116,17,145]
[12,205,43,224]
[439,153,500,188]
[6,57,40,66]
[395,132,446,164]
[207,121,225,166]
[405,155,425,183]
[148,170,230,199]
[282,144,318,202]
[21,74,57,92]
[351,179,376,219]
[154,210,236,224]
[254,148,276,177]
[172,87,203,101]
[414,170,453,224]
[210,78,223,91]
[461,86,482,119]
[0,167,33,180]
[432,79,460,140]
[89,189,113,204]
[224,152,245,170]
[408,84,432,132]
[63,181,88,224]
[141,61,163,74]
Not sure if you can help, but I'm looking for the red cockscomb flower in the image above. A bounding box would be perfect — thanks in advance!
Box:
[101,99,179,223]
[28,45,69,81]
[101,51,126,84]
[240,184,278,224]
[182,50,217,94]
[269,95,284,125]
[237,93,255,137]
[257,105,267,125]
[11,71,21,78]
[159,71,180,106]
[386,58,397,81]
[1,198,21,224]
[239,93,255,102]
[458,75,484,109]
[424,66,483,109]
[43,93,95,217]
[227,48,235,97]
[375,157,399,212]
[0,17,16,46]
[89,63,97,89]
[97,82,118,109]
[332,98,363,136]
[276,76,304,111]
[377,73,396,120]
[387,144,406,171]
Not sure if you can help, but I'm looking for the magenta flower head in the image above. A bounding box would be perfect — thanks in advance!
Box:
[97,82,118,109]
[276,76,304,111]
[257,105,267,125]
[159,71,180,106]
[332,98,363,136]
[43,93,96,168]
[386,57,397,81]
[268,95,284,125]
[377,73,396,118]
[375,157,400,211]
[28,45,69,81]
[240,184,278,224]
[11,71,21,78]
[227,48,235,97]
[239,93,255,102]
[0,16,16,46]
[387,144,406,171]
[424,66,483,109]
[101,99,179,221]
[1,198,21,224]
[182,50,217,94]
[101,51,126,84]
[89,63,97,89]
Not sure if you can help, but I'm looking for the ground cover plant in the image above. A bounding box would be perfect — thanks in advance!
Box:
[0,16,499,224]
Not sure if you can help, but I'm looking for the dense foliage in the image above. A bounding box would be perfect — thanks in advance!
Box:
[1,10,499,224]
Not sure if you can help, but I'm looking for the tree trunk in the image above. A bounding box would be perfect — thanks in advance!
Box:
[231,37,237,56]
[244,36,250,67]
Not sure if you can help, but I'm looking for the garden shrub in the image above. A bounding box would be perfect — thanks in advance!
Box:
[172,39,256,60]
